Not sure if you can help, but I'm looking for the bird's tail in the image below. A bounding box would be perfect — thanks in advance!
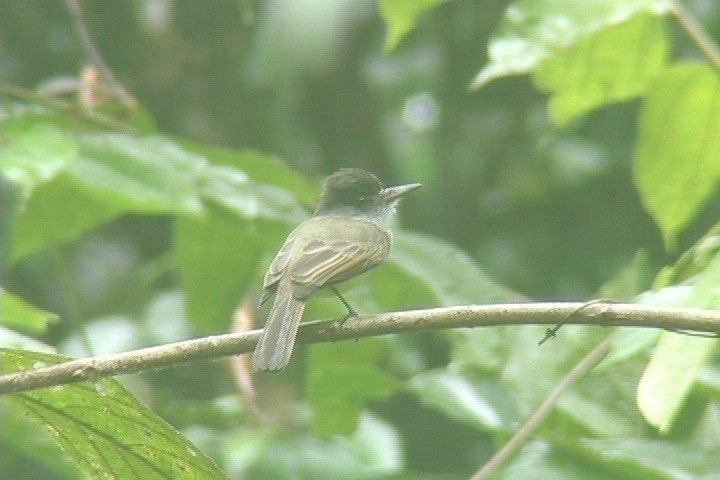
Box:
[252,283,306,372]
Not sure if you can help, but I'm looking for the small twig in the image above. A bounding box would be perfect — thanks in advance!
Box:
[472,335,613,480]
[65,0,138,109]
[538,299,618,345]
[0,84,139,133]
[2,302,720,395]
[672,3,720,69]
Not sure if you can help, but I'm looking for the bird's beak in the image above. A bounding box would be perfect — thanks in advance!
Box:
[381,183,422,203]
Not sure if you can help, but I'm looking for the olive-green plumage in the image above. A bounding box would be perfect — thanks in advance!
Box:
[252,169,420,372]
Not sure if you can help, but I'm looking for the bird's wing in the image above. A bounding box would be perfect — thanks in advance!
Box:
[290,237,388,300]
[259,238,294,305]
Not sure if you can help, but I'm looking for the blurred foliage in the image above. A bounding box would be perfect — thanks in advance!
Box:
[1,0,720,479]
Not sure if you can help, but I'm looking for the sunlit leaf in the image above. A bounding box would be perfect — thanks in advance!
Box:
[637,251,720,432]
[472,0,672,89]
[1,348,228,479]
[8,134,207,262]
[0,123,77,198]
[180,142,318,206]
[634,63,720,248]
[534,13,668,125]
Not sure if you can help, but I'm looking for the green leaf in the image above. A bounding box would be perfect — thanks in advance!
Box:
[576,438,720,479]
[637,251,720,432]
[10,171,131,262]
[653,222,720,289]
[379,0,452,52]
[176,166,307,331]
[634,63,720,248]
[471,0,672,89]
[8,133,208,262]
[229,413,402,478]
[180,142,318,206]
[390,231,522,306]
[0,123,77,198]
[1,348,228,479]
[1,403,81,480]
[307,338,398,435]
[73,134,205,215]
[175,211,263,332]
[198,165,307,225]
[496,440,620,480]
[408,370,518,431]
[637,332,716,433]
[0,288,59,335]
[533,13,668,125]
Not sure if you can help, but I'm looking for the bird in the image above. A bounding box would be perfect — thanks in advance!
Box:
[252,168,421,372]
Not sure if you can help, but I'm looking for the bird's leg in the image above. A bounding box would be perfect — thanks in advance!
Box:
[331,287,357,323]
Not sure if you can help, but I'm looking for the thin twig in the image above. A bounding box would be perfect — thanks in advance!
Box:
[672,3,720,69]
[471,335,613,480]
[1,302,719,395]
[0,84,139,133]
[65,0,138,108]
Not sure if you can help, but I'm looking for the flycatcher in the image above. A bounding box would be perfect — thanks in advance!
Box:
[252,168,421,372]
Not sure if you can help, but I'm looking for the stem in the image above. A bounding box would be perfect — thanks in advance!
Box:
[672,3,720,69]
[0,84,139,133]
[1,302,719,395]
[65,0,138,108]
[471,335,613,480]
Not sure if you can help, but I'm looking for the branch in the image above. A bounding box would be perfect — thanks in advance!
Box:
[0,84,139,133]
[2,302,720,395]
[472,335,613,479]
[672,3,720,70]
[65,0,138,108]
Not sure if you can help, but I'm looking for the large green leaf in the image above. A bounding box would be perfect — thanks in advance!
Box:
[0,288,59,335]
[471,0,672,89]
[180,142,318,206]
[408,370,519,431]
[0,122,77,198]
[10,171,129,262]
[8,133,207,262]
[634,64,720,248]
[637,249,720,432]
[175,212,263,332]
[1,403,80,479]
[307,338,398,436]
[1,348,228,479]
[533,13,668,125]
[176,164,307,331]
[72,134,205,215]
[575,438,720,479]
[390,231,522,306]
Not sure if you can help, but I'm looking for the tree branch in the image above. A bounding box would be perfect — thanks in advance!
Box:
[65,0,138,108]
[472,334,613,479]
[672,3,720,70]
[2,302,719,395]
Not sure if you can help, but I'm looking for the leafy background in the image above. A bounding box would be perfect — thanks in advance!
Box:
[2,0,720,479]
